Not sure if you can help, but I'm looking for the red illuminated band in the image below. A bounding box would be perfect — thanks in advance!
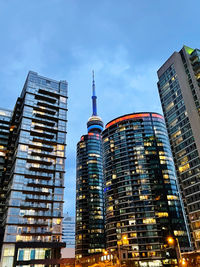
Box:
[106,113,163,129]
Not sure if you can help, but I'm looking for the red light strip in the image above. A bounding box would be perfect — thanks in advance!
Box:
[106,113,163,129]
[151,113,163,119]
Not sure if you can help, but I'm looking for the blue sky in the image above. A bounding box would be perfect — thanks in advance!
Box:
[0,0,199,215]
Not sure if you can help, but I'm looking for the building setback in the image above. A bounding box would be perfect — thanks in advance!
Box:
[75,74,105,259]
[0,71,68,267]
[102,112,190,266]
[157,46,200,250]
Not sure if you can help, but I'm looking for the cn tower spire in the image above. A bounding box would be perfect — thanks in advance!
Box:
[92,70,97,116]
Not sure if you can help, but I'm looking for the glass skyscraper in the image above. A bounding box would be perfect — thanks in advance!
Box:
[75,75,105,259]
[0,71,68,267]
[62,214,75,248]
[157,46,200,250]
[102,112,190,266]
[0,108,12,253]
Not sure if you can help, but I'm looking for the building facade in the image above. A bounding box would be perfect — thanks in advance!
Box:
[102,112,190,266]
[157,46,200,250]
[62,214,75,248]
[0,109,12,253]
[0,71,68,267]
[75,75,105,259]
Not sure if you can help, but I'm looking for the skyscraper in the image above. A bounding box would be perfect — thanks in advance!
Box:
[75,74,105,259]
[102,112,190,266]
[157,46,200,250]
[0,71,68,267]
[62,213,75,248]
[0,109,12,251]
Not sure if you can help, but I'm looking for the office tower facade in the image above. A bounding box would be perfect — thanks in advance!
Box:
[157,46,200,250]
[0,71,68,267]
[75,75,105,259]
[62,214,75,248]
[102,112,190,266]
[0,109,12,251]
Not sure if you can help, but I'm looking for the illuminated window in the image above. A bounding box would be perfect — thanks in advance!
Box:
[130,232,137,237]
[80,143,86,148]
[179,163,190,173]
[143,218,156,224]
[107,206,113,212]
[60,96,67,103]
[3,246,15,256]
[140,195,148,200]
[195,230,200,239]
[167,195,178,200]
[174,230,185,236]
[156,212,169,218]
[19,144,28,152]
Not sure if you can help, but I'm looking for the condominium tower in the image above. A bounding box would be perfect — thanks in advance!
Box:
[75,74,105,259]
[0,109,12,249]
[157,46,200,250]
[0,71,68,267]
[102,112,190,266]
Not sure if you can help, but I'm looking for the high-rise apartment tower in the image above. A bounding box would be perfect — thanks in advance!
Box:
[157,46,200,250]
[0,71,68,267]
[102,112,190,266]
[75,74,105,259]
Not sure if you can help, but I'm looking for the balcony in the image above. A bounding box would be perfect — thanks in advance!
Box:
[24,174,51,181]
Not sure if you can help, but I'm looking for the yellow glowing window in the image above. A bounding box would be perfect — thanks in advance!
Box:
[56,219,61,225]
[112,174,117,179]
[140,195,148,200]
[119,126,126,131]
[80,143,86,148]
[171,130,181,139]
[179,156,188,166]
[104,137,109,142]
[57,145,64,150]
[195,230,200,239]
[159,156,167,160]
[163,174,169,179]
[144,142,152,146]
[57,151,64,157]
[156,212,169,218]
[19,144,28,152]
[106,181,111,186]
[167,195,178,200]
[129,220,136,225]
[16,235,22,241]
[179,163,190,173]
[107,206,113,211]
[3,246,15,256]
[174,230,185,236]
[166,102,174,111]
[143,218,156,224]
[87,160,97,164]
[130,232,137,237]
[110,144,115,148]
[88,153,100,157]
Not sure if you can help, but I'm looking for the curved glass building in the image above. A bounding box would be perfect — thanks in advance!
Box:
[102,112,190,266]
[75,74,105,259]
